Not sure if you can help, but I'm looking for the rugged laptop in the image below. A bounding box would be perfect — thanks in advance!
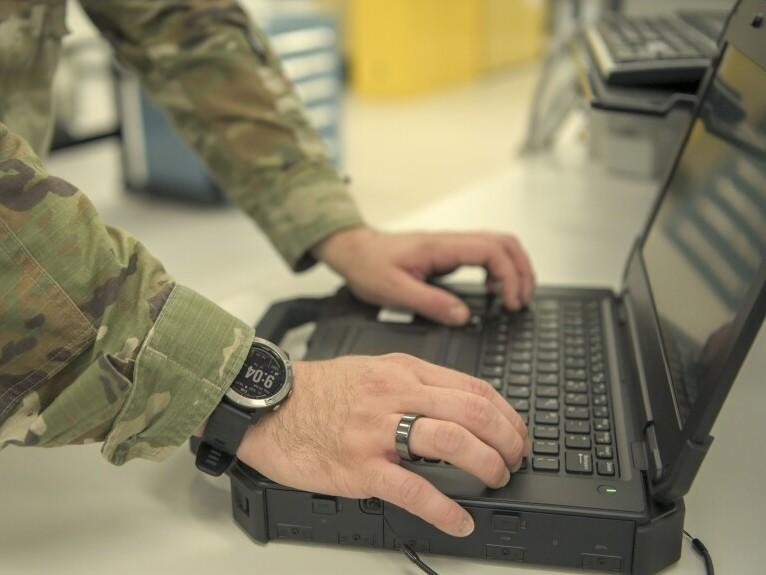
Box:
[223,2,766,572]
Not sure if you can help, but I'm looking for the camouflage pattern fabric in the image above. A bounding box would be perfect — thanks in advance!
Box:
[0,0,364,463]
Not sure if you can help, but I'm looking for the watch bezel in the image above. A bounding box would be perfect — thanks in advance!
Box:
[224,336,293,410]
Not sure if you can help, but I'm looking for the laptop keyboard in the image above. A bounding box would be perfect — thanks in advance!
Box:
[594,15,717,64]
[475,297,619,478]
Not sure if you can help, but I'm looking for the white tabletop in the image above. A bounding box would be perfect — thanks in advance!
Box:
[1,145,764,575]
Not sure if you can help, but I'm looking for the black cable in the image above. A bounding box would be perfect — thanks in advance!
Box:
[684,529,715,575]
[383,515,440,575]
[401,544,439,575]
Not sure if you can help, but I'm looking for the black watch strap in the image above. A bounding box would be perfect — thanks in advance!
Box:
[195,401,262,476]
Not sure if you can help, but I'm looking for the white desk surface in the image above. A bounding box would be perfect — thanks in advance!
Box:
[1,145,764,575]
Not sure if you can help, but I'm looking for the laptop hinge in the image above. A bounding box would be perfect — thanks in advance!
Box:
[643,424,663,482]
[619,288,665,482]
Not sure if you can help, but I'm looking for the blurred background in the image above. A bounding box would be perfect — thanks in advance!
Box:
[51,0,737,223]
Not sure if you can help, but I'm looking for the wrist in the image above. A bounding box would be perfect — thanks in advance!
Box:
[234,360,306,467]
[311,226,377,271]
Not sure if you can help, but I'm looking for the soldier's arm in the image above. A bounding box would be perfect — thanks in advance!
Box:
[0,122,253,464]
[80,0,365,271]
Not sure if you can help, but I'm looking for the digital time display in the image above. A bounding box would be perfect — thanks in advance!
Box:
[231,346,286,400]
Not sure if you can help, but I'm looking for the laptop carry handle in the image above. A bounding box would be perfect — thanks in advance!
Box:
[255,296,331,346]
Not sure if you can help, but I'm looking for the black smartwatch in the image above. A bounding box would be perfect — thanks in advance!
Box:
[195,336,293,476]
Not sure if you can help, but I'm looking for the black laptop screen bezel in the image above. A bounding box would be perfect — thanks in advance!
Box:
[622,0,766,485]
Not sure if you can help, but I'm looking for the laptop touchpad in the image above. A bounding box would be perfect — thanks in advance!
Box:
[342,325,446,366]
[338,324,482,376]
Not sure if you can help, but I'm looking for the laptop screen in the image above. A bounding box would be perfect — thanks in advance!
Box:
[641,45,766,426]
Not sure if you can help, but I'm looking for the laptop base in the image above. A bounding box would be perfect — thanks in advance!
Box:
[228,463,684,574]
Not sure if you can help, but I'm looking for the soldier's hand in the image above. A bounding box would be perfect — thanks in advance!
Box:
[312,227,535,326]
[235,354,529,537]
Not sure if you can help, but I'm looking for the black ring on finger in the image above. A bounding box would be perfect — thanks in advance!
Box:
[395,414,422,461]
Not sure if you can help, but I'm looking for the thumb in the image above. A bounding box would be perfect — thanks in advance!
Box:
[392,273,470,326]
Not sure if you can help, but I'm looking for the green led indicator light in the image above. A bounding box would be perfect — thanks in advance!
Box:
[606,487,617,493]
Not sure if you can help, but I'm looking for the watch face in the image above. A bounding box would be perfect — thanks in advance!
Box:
[231,345,286,400]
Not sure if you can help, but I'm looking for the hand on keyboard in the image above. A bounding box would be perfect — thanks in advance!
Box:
[235,353,530,537]
[312,227,536,326]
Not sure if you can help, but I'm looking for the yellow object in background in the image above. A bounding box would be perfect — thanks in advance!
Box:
[483,0,546,72]
[342,0,546,98]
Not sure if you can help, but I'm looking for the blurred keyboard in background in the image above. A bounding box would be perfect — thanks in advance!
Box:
[585,10,729,87]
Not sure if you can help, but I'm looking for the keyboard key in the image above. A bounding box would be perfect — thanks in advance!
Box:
[485,378,502,390]
[482,366,504,378]
[512,340,533,350]
[537,373,559,385]
[595,432,612,445]
[565,369,586,380]
[538,329,558,341]
[509,362,532,374]
[537,351,560,361]
[533,456,560,472]
[535,411,560,425]
[537,362,559,373]
[597,460,615,476]
[512,330,533,341]
[519,413,529,425]
[506,386,530,398]
[535,398,559,411]
[593,394,608,406]
[565,434,592,449]
[483,354,505,366]
[508,398,529,412]
[593,406,609,418]
[592,383,607,394]
[486,344,506,354]
[566,346,586,358]
[594,418,610,431]
[536,386,559,398]
[565,357,586,369]
[508,373,531,385]
[565,381,587,393]
[565,420,591,434]
[539,340,559,350]
[565,451,593,474]
[533,440,559,455]
[596,445,613,459]
[534,426,559,439]
[592,373,606,384]
[565,406,589,420]
[565,393,588,406]
[492,333,509,344]
[510,351,532,362]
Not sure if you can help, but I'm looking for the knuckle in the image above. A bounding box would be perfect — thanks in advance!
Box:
[516,416,530,439]
[467,377,493,398]
[464,395,494,427]
[398,475,428,508]
[435,422,466,456]
[363,361,395,397]
[483,239,503,262]
[385,352,417,369]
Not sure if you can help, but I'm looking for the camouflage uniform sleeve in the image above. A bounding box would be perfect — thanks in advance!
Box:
[0,122,254,464]
[80,0,366,271]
